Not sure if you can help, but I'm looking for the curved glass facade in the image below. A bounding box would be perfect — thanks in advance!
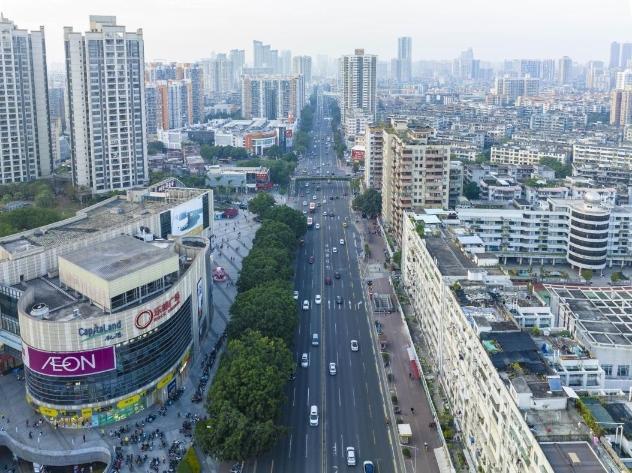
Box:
[26,296,192,406]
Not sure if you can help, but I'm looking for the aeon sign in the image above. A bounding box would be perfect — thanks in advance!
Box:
[135,292,181,330]
[25,346,116,377]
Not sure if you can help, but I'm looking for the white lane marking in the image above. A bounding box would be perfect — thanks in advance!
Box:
[293,386,296,407]
[305,434,308,458]
[352,386,356,407]
[338,387,342,407]
[288,435,293,459]
[307,387,310,405]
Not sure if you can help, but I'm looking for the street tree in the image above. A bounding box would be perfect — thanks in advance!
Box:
[248,192,276,216]
[254,220,297,252]
[352,189,382,218]
[228,282,298,347]
[264,205,307,238]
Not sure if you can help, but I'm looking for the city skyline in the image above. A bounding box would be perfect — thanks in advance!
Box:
[4,0,632,67]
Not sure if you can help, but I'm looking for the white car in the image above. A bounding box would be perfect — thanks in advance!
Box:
[315,294,322,305]
[301,353,309,368]
[293,290,299,300]
[302,300,310,311]
[329,362,337,376]
[350,340,359,352]
[315,223,320,229]
[322,199,327,204]
[303,200,307,206]
[312,195,317,200]
[346,447,356,466]
[339,238,345,245]
[323,211,327,216]
[332,247,338,253]
[309,405,319,427]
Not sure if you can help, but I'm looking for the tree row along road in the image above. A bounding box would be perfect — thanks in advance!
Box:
[242,91,398,472]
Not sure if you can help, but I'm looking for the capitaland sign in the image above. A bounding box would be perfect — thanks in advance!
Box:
[134,292,181,330]
[78,321,122,342]
[24,345,116,377]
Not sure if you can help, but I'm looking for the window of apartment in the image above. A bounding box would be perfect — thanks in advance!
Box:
[602,365,612,376]
[617,365,629,377]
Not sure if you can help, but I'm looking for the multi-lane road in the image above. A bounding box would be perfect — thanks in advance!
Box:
[242,91,399,472]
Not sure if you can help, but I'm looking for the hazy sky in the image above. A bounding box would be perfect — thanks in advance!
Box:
[3,0,632,67]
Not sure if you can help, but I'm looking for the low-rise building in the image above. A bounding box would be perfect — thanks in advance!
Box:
[206,166,271,192]
[491,144,568,166]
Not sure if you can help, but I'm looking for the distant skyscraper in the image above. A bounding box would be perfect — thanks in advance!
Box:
[145,83,159,135]
[616,69,632,89]
[557,56,572,85]
[622,43,632,70]
[65,16,148,193]
[241,75,305,120]
[167,80,192,129]
[292,55,313,85]
[229,49,245,86]
[49,87,66,133]
[541,59,555,82]
[280,50,292,75]
[610,42,621,69]
[187,64,204,124]
[519,59,541,78]
[495,76,540,100]
[456,48,476,79]
[203,54,233,95]
[253,40,279,72]
[338,49,377,136]
[0,15,52,183]
[397,37,412,83]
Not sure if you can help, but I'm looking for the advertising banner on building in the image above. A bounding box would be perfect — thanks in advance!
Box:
[24,345,116,377]
[170,197,204,236]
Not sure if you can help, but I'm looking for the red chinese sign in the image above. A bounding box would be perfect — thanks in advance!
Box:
[135,292,182,330]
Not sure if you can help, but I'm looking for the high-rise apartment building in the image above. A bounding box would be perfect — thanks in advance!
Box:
[609,89,632,126]
[292,55,313,85]
[186,64,204,124]
[65,16,148,193]
[229,49,245,87]
[0,15,52,183]
[495,76,540,100]
[167,80,192,129]
[253,40,279,72]
[519,59,541,78]
[338,49,377,135]
[381,119,450,241]
[280,50,292,75]
[203,54,233,95]
[145,83,159,135]
[364,126,384,191]
[541,59,555,82]
[610,41,621,69]
[622,43,632,70]
[557,56,572,85]
[241,75,305,120]
[397,36,412,83]
[615,69,632,89]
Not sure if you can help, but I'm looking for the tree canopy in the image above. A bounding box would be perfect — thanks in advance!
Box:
[463,182,480,200]
[227,282,298,347]
[237,252,293,292]
[540,157,572,179]
[196,330,293,461]
[254,220,297,252]
[248,193,276,216]
[352,189,382,218]
[263,205,307,238]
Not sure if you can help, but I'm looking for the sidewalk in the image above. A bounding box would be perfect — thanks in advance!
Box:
[354,217,450,473]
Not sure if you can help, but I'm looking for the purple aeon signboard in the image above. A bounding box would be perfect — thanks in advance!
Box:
[25,345,116,377]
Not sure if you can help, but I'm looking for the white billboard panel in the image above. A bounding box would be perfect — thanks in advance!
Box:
[171,197,204,236]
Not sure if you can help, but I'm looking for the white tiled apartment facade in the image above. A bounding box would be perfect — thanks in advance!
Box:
[65,16,148,194]
[363,126,383,191]
[381,123,450,242]
[401,214,555,472]
[0,16,52,183]
[491,145,568,166]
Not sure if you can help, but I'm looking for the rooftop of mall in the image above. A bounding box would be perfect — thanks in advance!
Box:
[0,181,207,260]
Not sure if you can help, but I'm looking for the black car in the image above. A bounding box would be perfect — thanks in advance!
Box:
[334,271,341,279]
[335,296,343,305]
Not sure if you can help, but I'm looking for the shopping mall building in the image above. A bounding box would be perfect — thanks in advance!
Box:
[0,179,214,427]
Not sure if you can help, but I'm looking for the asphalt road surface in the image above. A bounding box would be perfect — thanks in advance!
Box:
[242,91,398,472]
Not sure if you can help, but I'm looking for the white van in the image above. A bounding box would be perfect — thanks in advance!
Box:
[312,333,319,346]
[309,405,319,426]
